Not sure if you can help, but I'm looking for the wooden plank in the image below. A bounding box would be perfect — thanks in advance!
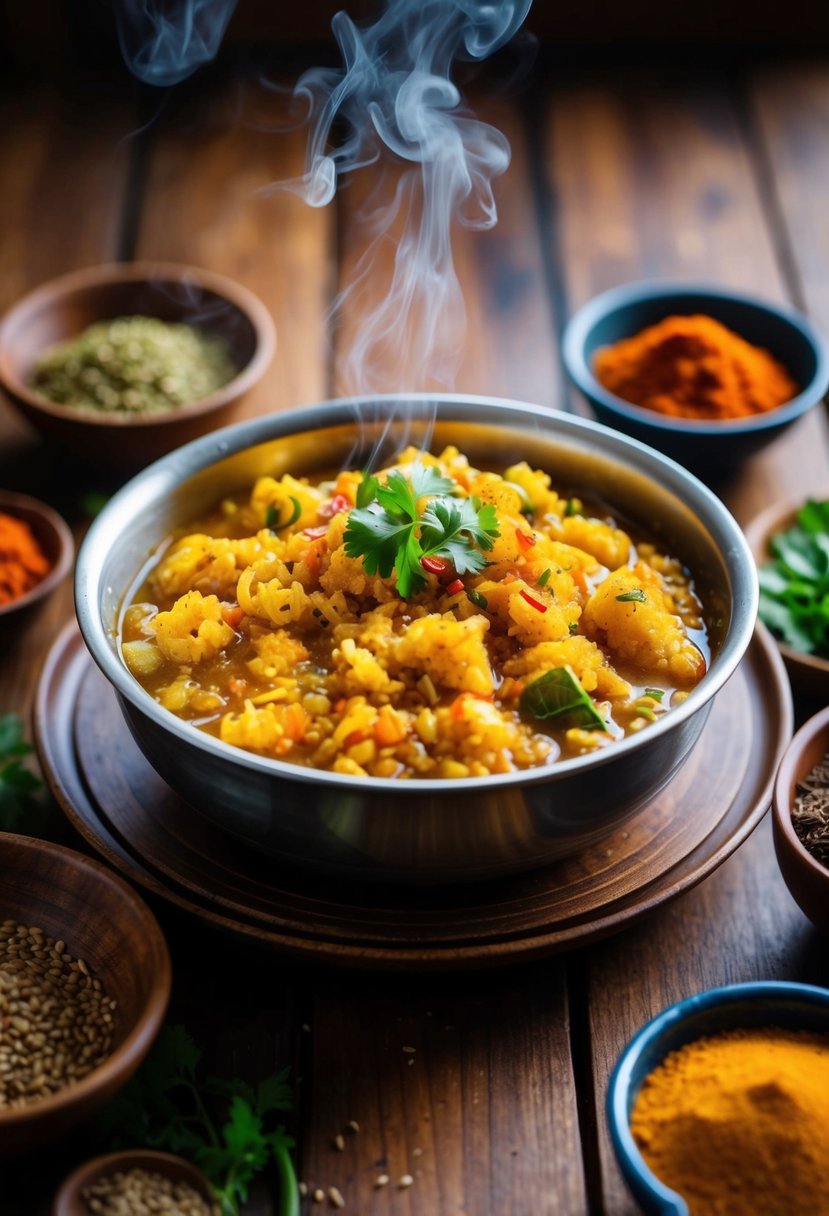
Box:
[748,61,829,348]
[299,966,586,1215]
[331,92,559,406]
[133,67,333,414]
[542,68,829,1215]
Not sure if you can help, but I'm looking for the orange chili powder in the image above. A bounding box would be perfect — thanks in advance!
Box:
[0,512,51,605]
[593,314,799,420]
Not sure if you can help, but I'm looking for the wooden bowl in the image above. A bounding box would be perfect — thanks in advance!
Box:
[743,493,829,696]
[0,262,276,476]
[0,490,74,620]
[0,833,172,1155]
[52,1150,214,1216]
[773,704,829,933]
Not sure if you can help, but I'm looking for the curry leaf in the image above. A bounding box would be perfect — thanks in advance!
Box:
[520,667,608,731]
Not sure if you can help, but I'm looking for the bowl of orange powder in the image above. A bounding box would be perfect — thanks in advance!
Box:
[561,281,829,482]
[607,980,829,1215]
[0,490,74,620]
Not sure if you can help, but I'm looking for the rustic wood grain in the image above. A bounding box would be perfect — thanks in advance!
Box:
[132,65,333,414]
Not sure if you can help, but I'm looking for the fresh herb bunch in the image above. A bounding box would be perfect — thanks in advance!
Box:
[0,713,51,834]
[759,499,829,658]
[343,463,500,597]
[97,1024,298,1216]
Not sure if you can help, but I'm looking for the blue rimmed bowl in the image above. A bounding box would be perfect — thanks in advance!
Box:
[607,980,829,1215]
[561,281,829,482]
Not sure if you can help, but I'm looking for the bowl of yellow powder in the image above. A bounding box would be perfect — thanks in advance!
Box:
[561,281,829,484]
[607,980,829,1215]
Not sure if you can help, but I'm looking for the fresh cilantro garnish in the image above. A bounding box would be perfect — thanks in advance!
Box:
[644,687,665,701]
[519,667,607,731]
[0,714,54,835]
[96,1024,298,1216]
[343,462,500,598]
[616,589,647,603]
[759,499,829,657]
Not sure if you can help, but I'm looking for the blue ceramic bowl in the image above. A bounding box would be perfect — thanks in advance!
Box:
[561,281,829,481]
[607,980,829,1215]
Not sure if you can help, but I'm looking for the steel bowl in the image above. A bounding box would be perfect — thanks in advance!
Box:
[74,394,758,884]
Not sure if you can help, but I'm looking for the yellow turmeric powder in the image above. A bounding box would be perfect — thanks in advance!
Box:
[0,512,51,605]
[594,314,798,420]
[630,1026,829,1215]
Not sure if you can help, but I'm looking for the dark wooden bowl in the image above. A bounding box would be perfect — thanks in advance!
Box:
[52,1149,214,1216]
[0,833,172,1155]
[0,490,74,620]
[744,493,829,697]
[773,704,829,933]
[0,261,276,476]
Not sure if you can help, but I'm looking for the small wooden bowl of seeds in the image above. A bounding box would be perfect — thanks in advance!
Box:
[0,833,172,1155]
[773,704,829,933]
[0,261,276,477]
[52,1150,216,1216]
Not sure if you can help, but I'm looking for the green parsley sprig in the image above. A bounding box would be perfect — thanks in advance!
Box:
[96,1024,298,1216]
[0,713,62,838]
[343,463,500,597]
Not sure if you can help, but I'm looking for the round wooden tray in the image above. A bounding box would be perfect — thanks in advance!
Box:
[34,622,792,971]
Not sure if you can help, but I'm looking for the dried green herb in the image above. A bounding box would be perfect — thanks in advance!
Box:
[31,315,236,416]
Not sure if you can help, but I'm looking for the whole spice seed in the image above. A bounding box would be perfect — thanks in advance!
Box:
[0,917,116,1108]
[30,315,237,417]
[81,1167,214,1216]
[792,751,829,867]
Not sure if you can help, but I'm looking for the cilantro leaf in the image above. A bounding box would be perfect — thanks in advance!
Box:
[0,713,58,837]
[342,461,500,598]
[94,1023,298,1216]
[759,499,829,658]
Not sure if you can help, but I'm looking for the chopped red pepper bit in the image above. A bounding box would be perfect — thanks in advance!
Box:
[516,528,536,550]
[446,577,464,595]
[319,493,351,519]
[519,588,547,613]
[303,524,329,540]
[421,555,450,575]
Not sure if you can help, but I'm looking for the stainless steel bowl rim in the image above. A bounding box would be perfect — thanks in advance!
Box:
[74,392,758,794]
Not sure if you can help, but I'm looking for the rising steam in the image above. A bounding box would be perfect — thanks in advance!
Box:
[113,0,532,394]
[285,0,532,393]
[113,0,238,88]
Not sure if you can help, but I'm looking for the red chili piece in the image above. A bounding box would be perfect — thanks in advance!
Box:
[303,525,329,540]
[320,493,351,519]
[519,588,547,613]
[446,578,464,596]
[516,528,536,550]
[421,556,449,575]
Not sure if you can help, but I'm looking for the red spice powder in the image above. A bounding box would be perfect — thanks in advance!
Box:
[593,314,799,420]
[0,512,51,604]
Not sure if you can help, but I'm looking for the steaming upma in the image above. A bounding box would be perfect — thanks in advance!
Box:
[120,446,709,779]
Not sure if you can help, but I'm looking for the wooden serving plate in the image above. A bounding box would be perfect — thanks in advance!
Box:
[34,622,792,971]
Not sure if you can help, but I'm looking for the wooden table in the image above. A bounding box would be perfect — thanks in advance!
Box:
[3,33,829,1215]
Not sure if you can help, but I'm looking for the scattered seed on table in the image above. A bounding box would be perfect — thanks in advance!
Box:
[334,1133,345,1151]
[398,1174,414,1188]
[313,1188,325,1203]
[328,1185,346,1208]
[347,1118,360,1132]
[374,1174,390,1188]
